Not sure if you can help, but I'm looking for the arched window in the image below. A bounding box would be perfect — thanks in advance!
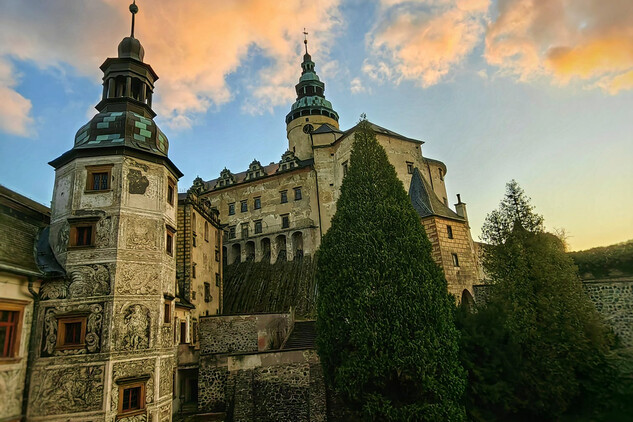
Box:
[275,235,287,262]
[231,243,241,264]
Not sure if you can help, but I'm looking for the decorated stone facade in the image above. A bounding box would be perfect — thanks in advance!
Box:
[26,9,180,421]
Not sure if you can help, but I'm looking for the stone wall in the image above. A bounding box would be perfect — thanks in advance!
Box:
[582,279,633,346]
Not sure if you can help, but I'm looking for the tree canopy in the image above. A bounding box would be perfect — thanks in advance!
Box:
[316,119,465,421]
[458,180,615,421]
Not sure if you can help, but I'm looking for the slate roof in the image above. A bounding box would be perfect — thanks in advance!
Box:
[323,120,423,147]
[311,123,343,134]
[409,168,464,221]
[204,158,314,192]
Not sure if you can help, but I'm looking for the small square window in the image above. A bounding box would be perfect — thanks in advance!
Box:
[406,162,414,174]
[254,197,261,210]
[281,214,290,229]
[86,165,112,192]
[451,253,460,267]
[118,382,145,415]
[447,225,453,239]
[163,300,171,324]
[69,224,96,247]
[280,190,288,204]
[254,220,262,234]
[228,203,235,215]
[204,283,211,303]
[215,273,220,287]
[240,200,248,213]
[294,187,302,201]
[56,316,87,350]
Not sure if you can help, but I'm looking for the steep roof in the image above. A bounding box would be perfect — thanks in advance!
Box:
[340,121,423,145]
[409,168,464,221]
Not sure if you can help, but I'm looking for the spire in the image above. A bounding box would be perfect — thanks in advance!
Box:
[285,33,338,124]
[130,1,138,38]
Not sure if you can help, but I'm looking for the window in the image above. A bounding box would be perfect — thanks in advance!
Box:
[342,161,348,177]
[180,321,188,344]
[204,222,209,241]
[439,168,444,181]
[447,225,453,239]
[406,162,414,174]
[451,253,460,267]
[280,190,288,204]
[56,315,87,350]
[215,273,220,287]
[254,197,261,210]
[192,213,197,234]
[240,200,248,213]
[294,187,302,201]
[228,226,236,239]
[118,382,145,415]
[192,234,197,247]
[86,165,112,192]
[167,179,175,205]
[204,283,211,303]
[215,248,220,262]
[69,223,95,247]
[163,300,171,324]
[241,223,249,239]
[281,214,290,229]
[254,220,262,234]
[166,227,175,256]
[192,321,198,344]
[192,263,196,279]
[228,203,235,215]
[0,301,24,359]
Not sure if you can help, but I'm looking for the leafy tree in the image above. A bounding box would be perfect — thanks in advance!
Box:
[316,119,465,421]
[458,181,615,421]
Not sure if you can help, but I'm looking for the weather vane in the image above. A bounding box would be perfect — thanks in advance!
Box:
[130,1,138,38]
[303,28,309,54]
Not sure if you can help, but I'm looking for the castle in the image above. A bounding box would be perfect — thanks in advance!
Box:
[0,4,482,421]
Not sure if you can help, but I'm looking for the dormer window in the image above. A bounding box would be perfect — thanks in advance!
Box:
[215,168,235,189]
[245,160,266,181]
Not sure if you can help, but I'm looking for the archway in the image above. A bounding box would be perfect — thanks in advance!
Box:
[231,243,241,264]
[245,241,255,261]
[261,238,271,262]
[275,235,287,262]
[292,231,303,260]
[461,289,475,312]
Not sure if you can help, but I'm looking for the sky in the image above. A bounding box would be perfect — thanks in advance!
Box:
[0,0,632,252]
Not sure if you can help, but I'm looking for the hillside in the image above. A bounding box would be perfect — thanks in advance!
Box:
[570,239,633,279]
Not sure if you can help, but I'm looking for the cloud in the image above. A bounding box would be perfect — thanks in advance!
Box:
[0,0,341,132]
[0,58,34,137]
[350,77,370,94]
[363,0,490,87]
[486,0,633,93]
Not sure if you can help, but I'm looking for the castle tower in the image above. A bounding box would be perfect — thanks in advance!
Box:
[29,3,181,421]
[285,32,339,159]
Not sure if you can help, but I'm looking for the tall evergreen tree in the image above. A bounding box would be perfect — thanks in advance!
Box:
[458,181,614,421]
[316,119,466,421]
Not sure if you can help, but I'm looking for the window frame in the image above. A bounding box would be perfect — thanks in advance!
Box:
[166,226,176,256]
[228,226,236,240]
[163,300,171,324]
[215,273,221,287]
[118,381,146,416]
[204,282,211,303]
[294,187,302,201]
[406,162,414,174]
[254,219,262,234]
[342,161,348,177]
[204,222,209,242]
[447,225,453,239]
[451,253,460,267]
[0,300,25,361]
[241,223,249,239]
[69,223,96,248]
[254,196,261,210]
[56,315,88,350]
[240,200,248,213]
[85,164,113,193]
[228,203,235,215]
[280,190,288,204]
[281,214,290,229]
[167,178,176,205]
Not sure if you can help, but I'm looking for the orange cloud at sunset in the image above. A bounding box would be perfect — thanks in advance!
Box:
[0,0,341,133]
[364,0,490,87]
[486,0,633,92]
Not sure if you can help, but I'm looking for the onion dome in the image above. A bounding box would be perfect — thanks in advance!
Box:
[118,36,145,61]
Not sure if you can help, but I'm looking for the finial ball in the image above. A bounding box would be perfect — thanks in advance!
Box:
[129,3,138,14]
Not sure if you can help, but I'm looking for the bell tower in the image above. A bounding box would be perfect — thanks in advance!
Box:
[29,2,181,421]
[285,31,339,160]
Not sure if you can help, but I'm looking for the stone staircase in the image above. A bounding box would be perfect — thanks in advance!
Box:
[282,320,317,349]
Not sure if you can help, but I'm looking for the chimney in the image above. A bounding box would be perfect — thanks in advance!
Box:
[455,194,468,222]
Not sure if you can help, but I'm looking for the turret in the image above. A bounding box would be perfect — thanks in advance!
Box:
[285,32,339,159]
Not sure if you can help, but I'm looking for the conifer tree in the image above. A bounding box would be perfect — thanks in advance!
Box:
[316,119,466,421]
[458,181,614,421]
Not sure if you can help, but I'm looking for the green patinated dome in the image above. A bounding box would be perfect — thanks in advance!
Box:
[74,110,169,157]
[286,52,338,124]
